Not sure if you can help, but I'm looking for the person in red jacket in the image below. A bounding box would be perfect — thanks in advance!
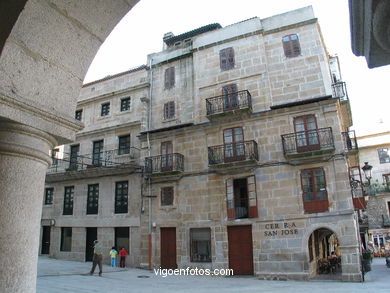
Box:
[119,248,127,268]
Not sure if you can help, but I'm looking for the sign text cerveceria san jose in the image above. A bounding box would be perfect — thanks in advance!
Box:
[264,222,298,237]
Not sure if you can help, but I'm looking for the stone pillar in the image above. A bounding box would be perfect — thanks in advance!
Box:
[0,121,56,293]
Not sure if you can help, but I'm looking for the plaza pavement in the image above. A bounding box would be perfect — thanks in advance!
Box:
[36,256,389,293]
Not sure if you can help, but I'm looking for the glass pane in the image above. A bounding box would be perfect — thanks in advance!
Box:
[306,116,316,130]
[234,128,243,141]
[223,129,233,143]
[307,130,319,145]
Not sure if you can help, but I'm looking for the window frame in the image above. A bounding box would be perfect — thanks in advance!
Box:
[115,181,128,214]
[44,187,54,205]
[163,101,175,120]
[120,97,131,112]
[63,186,74,215]
[161,186,174,206]
[282,34,301,58]
[86,184,99,215]
[300,167,329,213]
[164,67,175,89]
[219,47,235,71]
[190,228,211,262]
[118,135,131,155]
[293,114,320,153]
[75,109,82,121]
[101,102,110,116]
[378,148,390,164]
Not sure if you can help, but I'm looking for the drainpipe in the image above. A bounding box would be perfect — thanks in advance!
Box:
[147,58,153,270]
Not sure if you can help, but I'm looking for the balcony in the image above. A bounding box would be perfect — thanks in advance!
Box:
[342,130,358,153]
[206,90,252,117]
[331,82,349,101]
[281,127,334,161]
[46,148,140,182]
[145,153,184,177]
[382,215,390,228]
[208,141,258,172]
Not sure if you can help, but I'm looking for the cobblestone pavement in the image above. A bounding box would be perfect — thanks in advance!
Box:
[37,257,389,293]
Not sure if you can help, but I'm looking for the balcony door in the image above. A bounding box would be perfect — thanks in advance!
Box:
[294,115,320,152]
[224,127,245,163]
[161,141,173,172]
[69,144,79,170]
[222,84,238,111]
[92,140,104,166]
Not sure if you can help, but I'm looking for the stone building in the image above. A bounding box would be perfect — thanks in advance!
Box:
[39,6,364,281]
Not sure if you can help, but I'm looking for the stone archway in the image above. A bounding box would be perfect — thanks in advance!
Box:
[307,228,342,279]
[0,1,139,292]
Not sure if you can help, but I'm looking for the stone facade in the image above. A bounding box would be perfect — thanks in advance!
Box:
[40,6,363,281]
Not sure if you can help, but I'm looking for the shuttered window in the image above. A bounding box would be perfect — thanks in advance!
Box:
[301,168,328,213]
[220,47,235,71]
[164,101,175,120]
[164,67,175,89]
[282,34,301,58]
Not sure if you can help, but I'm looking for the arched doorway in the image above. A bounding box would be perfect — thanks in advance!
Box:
[308,228,342,279]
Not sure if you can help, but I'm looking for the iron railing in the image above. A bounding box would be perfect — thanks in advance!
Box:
[281,127,334,155]
[383,215,390,228]
[145,153,184,174]
[234,197,249,219]
[48,148,140,173]
[208,140,258,165]
[206,90,252,115]
[342,130,358,151]
[331,81,349,101]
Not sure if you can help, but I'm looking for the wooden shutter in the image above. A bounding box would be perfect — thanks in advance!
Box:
[226,178,235,219]
[247,175,258,218]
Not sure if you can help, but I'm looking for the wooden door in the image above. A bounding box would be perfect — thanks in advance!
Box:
[85,228,97,261]
[41,226,51,255]
[294,115,320,152]
[160,141,173,172]
[223,127,245,162]
[160,227,177,269]
[227,225,253,275]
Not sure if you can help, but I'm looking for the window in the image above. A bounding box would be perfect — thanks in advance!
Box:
[161,186,174,206]
[163,101,175,120]
[282,34,301,58]
[75,109,82,121]
[87,184,99,215]
[92,140,104,166]
[219,47,235,71]
[101,102,110,116]
[222,84,238,110]
[120,97,131,111]
[118,135,130,155]
[115,181,128,214]
[294,115,319,152]
[69,144,79,171]
[161,141,173,172]
[190,228,211,262]
[63,186,74,215]
[51,148,59,166]
[226,175,258,219]
[164,67,175,89]
[60,227,72,251]
[301,168,328,213]
[378,148,390,164]
[44,187,54,205]
[223,127,244,162]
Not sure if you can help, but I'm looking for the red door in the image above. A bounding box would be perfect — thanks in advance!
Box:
[227,225,253,275]
[223,127,245,163]
[161,141,173,172]
[160,227,177,269]
[294,115,320,153]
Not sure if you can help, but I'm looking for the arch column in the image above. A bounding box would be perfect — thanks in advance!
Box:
[0,121,57,293]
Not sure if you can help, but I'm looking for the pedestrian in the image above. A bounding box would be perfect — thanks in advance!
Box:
[90,240,103,276]
[119,247,127,268]
[109,246,118,267]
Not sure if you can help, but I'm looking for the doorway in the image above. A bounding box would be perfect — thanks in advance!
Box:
[160,227,177,269]
[227,225,253,275]
[85,228,97,262]
[41,226,51,255]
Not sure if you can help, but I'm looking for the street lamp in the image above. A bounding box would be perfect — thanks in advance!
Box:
[361,162,373,186]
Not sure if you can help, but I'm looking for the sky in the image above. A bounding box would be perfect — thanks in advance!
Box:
[84,0,390,136]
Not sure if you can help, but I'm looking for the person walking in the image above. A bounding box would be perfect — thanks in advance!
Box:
[119,248,127,268]
[109,246,118,267]
[90,240,103,276]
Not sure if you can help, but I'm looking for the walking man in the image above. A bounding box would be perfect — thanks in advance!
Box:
[90,240,103,276]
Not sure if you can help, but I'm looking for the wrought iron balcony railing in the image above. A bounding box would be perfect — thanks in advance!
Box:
[281,127,334,156]
[145,153,184,174]
[48,148,140,173]
[206,90,252,116]
[342,130,358,151]
[331,81,349,101]
[382,215,390,228]
[208,140,258,165]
